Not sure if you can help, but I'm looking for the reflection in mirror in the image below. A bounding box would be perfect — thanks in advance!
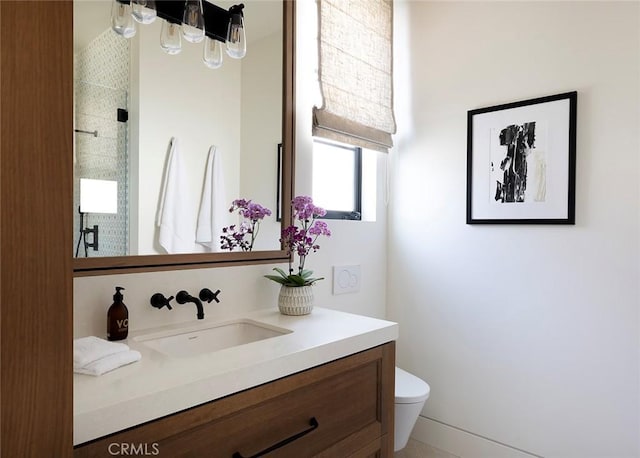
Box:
[73,0,283,258]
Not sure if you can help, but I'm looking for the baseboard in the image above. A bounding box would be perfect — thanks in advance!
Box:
[411,416,541,458]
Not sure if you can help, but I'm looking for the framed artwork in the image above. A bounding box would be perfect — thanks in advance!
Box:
[276,143,282,222]
[466,91,577,224]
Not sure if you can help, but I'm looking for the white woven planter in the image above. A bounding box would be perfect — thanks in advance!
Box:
[278,285,314,316]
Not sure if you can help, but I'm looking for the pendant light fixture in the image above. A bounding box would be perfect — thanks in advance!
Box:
[131,0,157,24]
[225,4,246,59]
[160,20,182,55]
[111,0,136,38]
[110,0,246,69]
[182,0,205,43]
[203,36,224,69]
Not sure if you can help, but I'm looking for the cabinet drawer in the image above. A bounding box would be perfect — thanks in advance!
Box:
[163,359,379,457]
[75,342,395,458]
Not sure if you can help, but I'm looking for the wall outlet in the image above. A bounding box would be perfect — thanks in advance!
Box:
[332,265,361,295]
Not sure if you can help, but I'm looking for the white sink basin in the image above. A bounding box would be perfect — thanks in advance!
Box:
[135,319,292,358]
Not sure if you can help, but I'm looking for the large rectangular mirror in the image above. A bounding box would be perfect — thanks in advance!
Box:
[72,0,294,275]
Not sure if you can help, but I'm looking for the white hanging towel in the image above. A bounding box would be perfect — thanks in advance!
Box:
[156,137,195,253]
[196,145,226,251]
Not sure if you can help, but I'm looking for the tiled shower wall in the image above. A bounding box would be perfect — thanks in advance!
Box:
[74,29,129,257]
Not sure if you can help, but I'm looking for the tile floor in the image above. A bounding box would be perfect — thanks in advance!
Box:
[395,439,460,458]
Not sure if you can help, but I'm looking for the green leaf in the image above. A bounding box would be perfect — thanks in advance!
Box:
[272,267,289,279]
[264,275,287,285]
[288,275,307,286]
[265,267,326,287]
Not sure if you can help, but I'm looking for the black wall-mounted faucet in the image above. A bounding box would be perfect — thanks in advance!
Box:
[150,289,221,320]
[176,290,205,320]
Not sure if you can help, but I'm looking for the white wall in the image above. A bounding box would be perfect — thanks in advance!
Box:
[240,30,283,251]
[74,264,277,338]
[131,21,241,254]
[294,0,388,319]
[389,2,639,457]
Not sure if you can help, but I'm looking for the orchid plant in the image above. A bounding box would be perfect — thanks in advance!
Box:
[265,196,331,287]
[220,199,272,252]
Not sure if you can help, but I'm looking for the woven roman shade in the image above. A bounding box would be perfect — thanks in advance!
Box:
[313,0,396,153]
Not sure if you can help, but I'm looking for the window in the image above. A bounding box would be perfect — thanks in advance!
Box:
[312,138,362,220]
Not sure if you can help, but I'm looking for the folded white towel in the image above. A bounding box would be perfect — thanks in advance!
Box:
[74,336,141,376]
[196,145,226,252]
[74,350,142,377]
[73,336,129,369]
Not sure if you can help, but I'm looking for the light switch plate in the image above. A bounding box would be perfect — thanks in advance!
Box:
[332,265,361,295]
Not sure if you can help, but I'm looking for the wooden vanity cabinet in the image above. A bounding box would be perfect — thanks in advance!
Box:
[74,342,395,457]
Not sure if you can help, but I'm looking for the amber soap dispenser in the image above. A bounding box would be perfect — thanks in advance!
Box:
[107,286,129,341]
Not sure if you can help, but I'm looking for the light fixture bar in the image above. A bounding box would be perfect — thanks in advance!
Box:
[117,0,244,42]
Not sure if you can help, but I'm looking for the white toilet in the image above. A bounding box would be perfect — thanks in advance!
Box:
[394,366,430,451]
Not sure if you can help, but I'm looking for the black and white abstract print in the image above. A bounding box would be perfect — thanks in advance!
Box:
[490,121,547,203]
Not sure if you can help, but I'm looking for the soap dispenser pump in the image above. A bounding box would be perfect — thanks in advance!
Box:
[107,286,129,341]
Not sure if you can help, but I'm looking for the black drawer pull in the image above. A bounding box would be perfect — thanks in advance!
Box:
[232,417,319,458]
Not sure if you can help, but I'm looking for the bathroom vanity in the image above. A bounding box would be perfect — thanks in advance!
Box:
[74,308,398,457]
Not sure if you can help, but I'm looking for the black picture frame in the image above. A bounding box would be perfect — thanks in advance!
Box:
[466,91,577,224]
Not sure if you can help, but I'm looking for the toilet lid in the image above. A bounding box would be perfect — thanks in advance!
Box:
[395,367,430,404]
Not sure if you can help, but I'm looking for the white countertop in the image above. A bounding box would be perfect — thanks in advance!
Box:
[73,307,398,446]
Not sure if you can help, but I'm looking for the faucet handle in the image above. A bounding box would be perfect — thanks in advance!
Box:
[199,288,221,303]
[150,293,174,310]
